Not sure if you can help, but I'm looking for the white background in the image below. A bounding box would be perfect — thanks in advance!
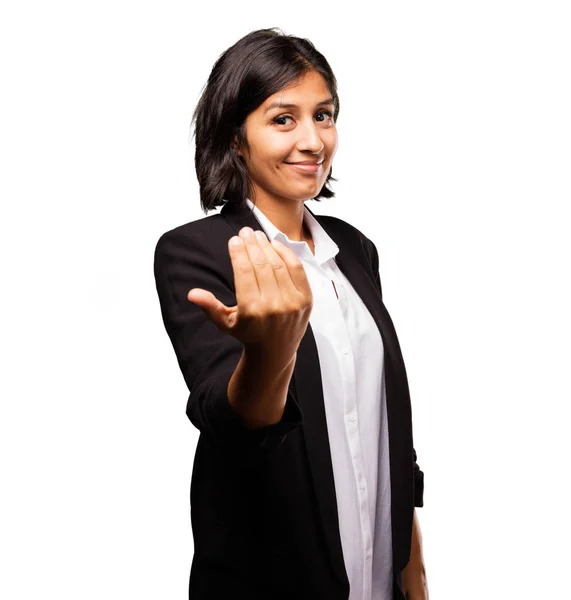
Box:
[1,1,570,598]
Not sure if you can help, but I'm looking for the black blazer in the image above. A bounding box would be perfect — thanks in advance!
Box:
[153,200,424,600]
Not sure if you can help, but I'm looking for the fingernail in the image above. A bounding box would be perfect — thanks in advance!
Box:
[230,236,242,246]
[240,227,253,238]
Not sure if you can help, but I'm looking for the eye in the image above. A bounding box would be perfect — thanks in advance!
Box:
[273,115,294,126]
[272,110,335,128]
[316,110,334,123]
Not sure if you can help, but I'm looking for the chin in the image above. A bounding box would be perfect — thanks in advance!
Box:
[272,180,325,202]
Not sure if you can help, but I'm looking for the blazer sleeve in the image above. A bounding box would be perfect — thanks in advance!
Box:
[364,234,425,507]
[153,228,303,465]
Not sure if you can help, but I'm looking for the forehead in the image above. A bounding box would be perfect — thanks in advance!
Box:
[260,71,331,108]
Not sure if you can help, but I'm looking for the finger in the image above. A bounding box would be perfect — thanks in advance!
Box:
[268,238,313,300]
[187,288,234,331]
[187,288,229,312]
[238,227,281,299]
[227,234,261,306]
[253,229,306,301]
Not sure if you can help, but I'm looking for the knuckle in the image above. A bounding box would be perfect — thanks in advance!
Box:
[237,263,252,276]
[283,300,302,313]
[253,258,271,268]
[241,306,260,321]
[265,301,285,317]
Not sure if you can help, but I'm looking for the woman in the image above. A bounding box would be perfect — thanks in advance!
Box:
[154,28,428,600]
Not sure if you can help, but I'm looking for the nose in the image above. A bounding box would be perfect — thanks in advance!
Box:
[296,118,325,154]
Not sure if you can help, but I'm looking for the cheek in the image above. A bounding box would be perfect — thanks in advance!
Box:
[250,137,290,171]
[259,129,292,157]
[268,140,293,165]
[325,129,338,157]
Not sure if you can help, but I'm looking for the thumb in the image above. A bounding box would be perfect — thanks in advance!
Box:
[187,288,231,331]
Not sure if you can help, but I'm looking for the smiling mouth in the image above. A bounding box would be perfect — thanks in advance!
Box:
[284,161,324,174]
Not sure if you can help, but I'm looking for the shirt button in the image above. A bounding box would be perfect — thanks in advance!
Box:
[360,484,366,491]
[341,348,349,355]
[365,550,372,560]
[347,414,356,422]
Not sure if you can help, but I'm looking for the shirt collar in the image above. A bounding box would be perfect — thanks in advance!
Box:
[244,197,339,266]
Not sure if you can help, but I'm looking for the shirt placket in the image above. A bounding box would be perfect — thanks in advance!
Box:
[327,271,374,600]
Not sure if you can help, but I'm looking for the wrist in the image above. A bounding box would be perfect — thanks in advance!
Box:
[243,344,296,373]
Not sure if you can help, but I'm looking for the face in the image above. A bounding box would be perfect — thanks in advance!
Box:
[237,70,338,205]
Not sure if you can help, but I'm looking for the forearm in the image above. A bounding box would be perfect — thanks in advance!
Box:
[409,509,425,566]
[227,346,297,430]
[401,509,429,598]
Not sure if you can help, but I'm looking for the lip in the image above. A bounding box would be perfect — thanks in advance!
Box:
[285,161,323,174]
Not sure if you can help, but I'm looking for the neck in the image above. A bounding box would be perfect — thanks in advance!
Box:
[249,193,310,243]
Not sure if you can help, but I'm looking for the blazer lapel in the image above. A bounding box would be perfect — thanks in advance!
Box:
[310,207,414,576]
[220,201,413,582]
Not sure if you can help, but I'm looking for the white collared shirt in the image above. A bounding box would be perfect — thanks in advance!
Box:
[245,198,393,600]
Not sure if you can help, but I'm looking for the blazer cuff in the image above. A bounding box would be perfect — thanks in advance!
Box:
[413,469,424,507]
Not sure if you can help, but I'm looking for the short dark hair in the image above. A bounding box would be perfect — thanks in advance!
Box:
[191,28,340,214]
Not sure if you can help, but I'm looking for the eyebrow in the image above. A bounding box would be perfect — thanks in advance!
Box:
[263,97,335,114]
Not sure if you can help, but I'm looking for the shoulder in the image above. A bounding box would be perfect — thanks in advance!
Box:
[155,212,229,250]
[153,211,239,300]
[154,211,236,268]
[310,211,381,296]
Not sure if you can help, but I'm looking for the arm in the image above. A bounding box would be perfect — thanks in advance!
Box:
[228,346,297,430]
[401,509,429,599]
[153,229,303,461]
